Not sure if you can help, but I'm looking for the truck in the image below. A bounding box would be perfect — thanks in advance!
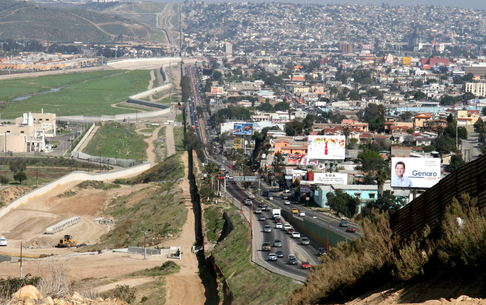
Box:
[272,209,281,220]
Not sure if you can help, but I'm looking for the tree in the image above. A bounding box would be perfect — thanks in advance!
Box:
[362,190,405,217]
[326,189,359,218]
[256,102,275,112]
[413,80,423,88]
[213,71,223,81]
[9,161,26,175]
[284,121,305,136]
[356,151,387,174]
[14,172,27,184]
[274,102,290,112]
[376,168,389,197]
[433,135,455,154]
[400,111,413,121]
[414,91,426,100]
[449,155,466,172]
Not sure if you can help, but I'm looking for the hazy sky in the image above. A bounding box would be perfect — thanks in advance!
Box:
[164,0,486,10]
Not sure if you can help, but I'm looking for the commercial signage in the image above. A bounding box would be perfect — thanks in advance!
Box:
[234,138,242,149]
[287,155,318,165]
[211,87,224,94]
[307,136,346,160]
[285,175,293,180]
[300,180,312,194]
[391,158,441,188]
[314,173,348,185]
[402,56,412,67]
[285,167,293,175]
[233,123,253,135]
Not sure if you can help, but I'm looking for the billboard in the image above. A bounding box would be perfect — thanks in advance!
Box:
[234,138,242,149]
[402,56,412,67]
[233,123,253,135]
[307,136,346,160]
[391,158,441,188]
[300,181,312,194]
[287,154,318,165]
[314,173,348,185]
[211,87,224,94]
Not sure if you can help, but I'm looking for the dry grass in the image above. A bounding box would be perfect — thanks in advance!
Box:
[37,261,72,299]
[287,193,486,305]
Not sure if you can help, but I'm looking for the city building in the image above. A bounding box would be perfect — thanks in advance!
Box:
[339,42,353,54]
[465,82,486,97]
[0,111,56,153]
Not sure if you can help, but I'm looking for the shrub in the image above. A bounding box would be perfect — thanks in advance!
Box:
[112,285,136,304]
[0,274,41,300]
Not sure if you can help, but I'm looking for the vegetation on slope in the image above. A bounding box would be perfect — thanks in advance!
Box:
[0,0,159,42]
[287,193,486,304]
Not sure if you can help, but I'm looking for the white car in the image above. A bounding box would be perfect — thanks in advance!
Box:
[0,236,7,246]
[275,223,283,229]
[299,211,306,217]
[283,224,292,231]
[284,200,291,205]
[292,232,301,238]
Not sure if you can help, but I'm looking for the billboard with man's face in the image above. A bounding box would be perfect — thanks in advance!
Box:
[391,158,441,188]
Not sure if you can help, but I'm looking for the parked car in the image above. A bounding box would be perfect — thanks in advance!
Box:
[254,209,262,214]
[275,223,283,229]
[284,200,291,205]
[283,224,292,231]
[262,242,271,251]
[299,211,306,217]
[267,253,278,261]
[264,225,272,233]
[301,237,310,245]
[259,215,266,221]
[339,221,348,227]
[291,208,298,214]
[292,232,301,238]
[288,254,298,265]
[301,262,311,269]
[276,250,284,258]
[346,228,357,233]
[0,236,7,246]
[273,239,282,247]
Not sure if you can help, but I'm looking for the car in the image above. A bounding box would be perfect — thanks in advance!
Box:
[262,205,270,211]
[288,254,298,265]
[301,237,310,245]
[287,228,295,234]
[273,239,282,247]
[346,228,357,233]
[284,200,291,205]
[264,225,272,233]
[262,242,271,251]
[339,221,348,227]
[259,215,266,221]
[0,236,7,246]
[263,191,269,196]
[244,199,252,205]
[258,203,265,208]
[299,211,306,217]
[283,224,292,231]
[276,250,284,258]
[275,219,281,224]
[292,232,301,238]
[267,253,278,261]
[291,208,298,214]
[275,223,283,229]
[301,262,311,269]
[249,194,255,199]
[268,196,273,200]
[317,247,326,256]
[254,209,262,214]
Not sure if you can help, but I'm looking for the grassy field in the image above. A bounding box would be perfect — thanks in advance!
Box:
[157,94,178,105]
[0,70,151,119]
[83,122,147,161]
[203,204,300,304]
[173,126,184,155]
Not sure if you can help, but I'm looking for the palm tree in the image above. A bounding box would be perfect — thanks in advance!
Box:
[376,168,389,197]
[204,162,220,197]
[343,126,350,155]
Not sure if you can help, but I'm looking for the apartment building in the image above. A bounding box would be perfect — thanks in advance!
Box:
[465,82,486,97]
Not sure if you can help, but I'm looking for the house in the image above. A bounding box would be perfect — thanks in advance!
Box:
[457,110,480,126]
[414,113,432,129]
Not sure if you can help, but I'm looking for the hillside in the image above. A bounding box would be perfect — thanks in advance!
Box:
[0,0,162,43]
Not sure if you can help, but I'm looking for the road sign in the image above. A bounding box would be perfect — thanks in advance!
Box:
[233,176,244,181]
[244,176,258,182]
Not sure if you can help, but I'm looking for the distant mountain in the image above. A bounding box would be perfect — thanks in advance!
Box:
[0,0,162,43]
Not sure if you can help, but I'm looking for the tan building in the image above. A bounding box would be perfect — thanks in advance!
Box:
[0,112,56,152]
[465,82,486,97]
[457,110,480,126]
[340,42,353,53]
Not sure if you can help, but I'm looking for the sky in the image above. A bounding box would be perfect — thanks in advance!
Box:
[163,0,486,10]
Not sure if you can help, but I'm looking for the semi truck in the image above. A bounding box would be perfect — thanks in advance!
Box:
[272,209,281,220]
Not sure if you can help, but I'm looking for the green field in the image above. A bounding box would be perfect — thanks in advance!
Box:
[0,70,151,119]
[83,122,147,161]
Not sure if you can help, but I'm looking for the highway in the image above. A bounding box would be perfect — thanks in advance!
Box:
[184,64,361,282]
